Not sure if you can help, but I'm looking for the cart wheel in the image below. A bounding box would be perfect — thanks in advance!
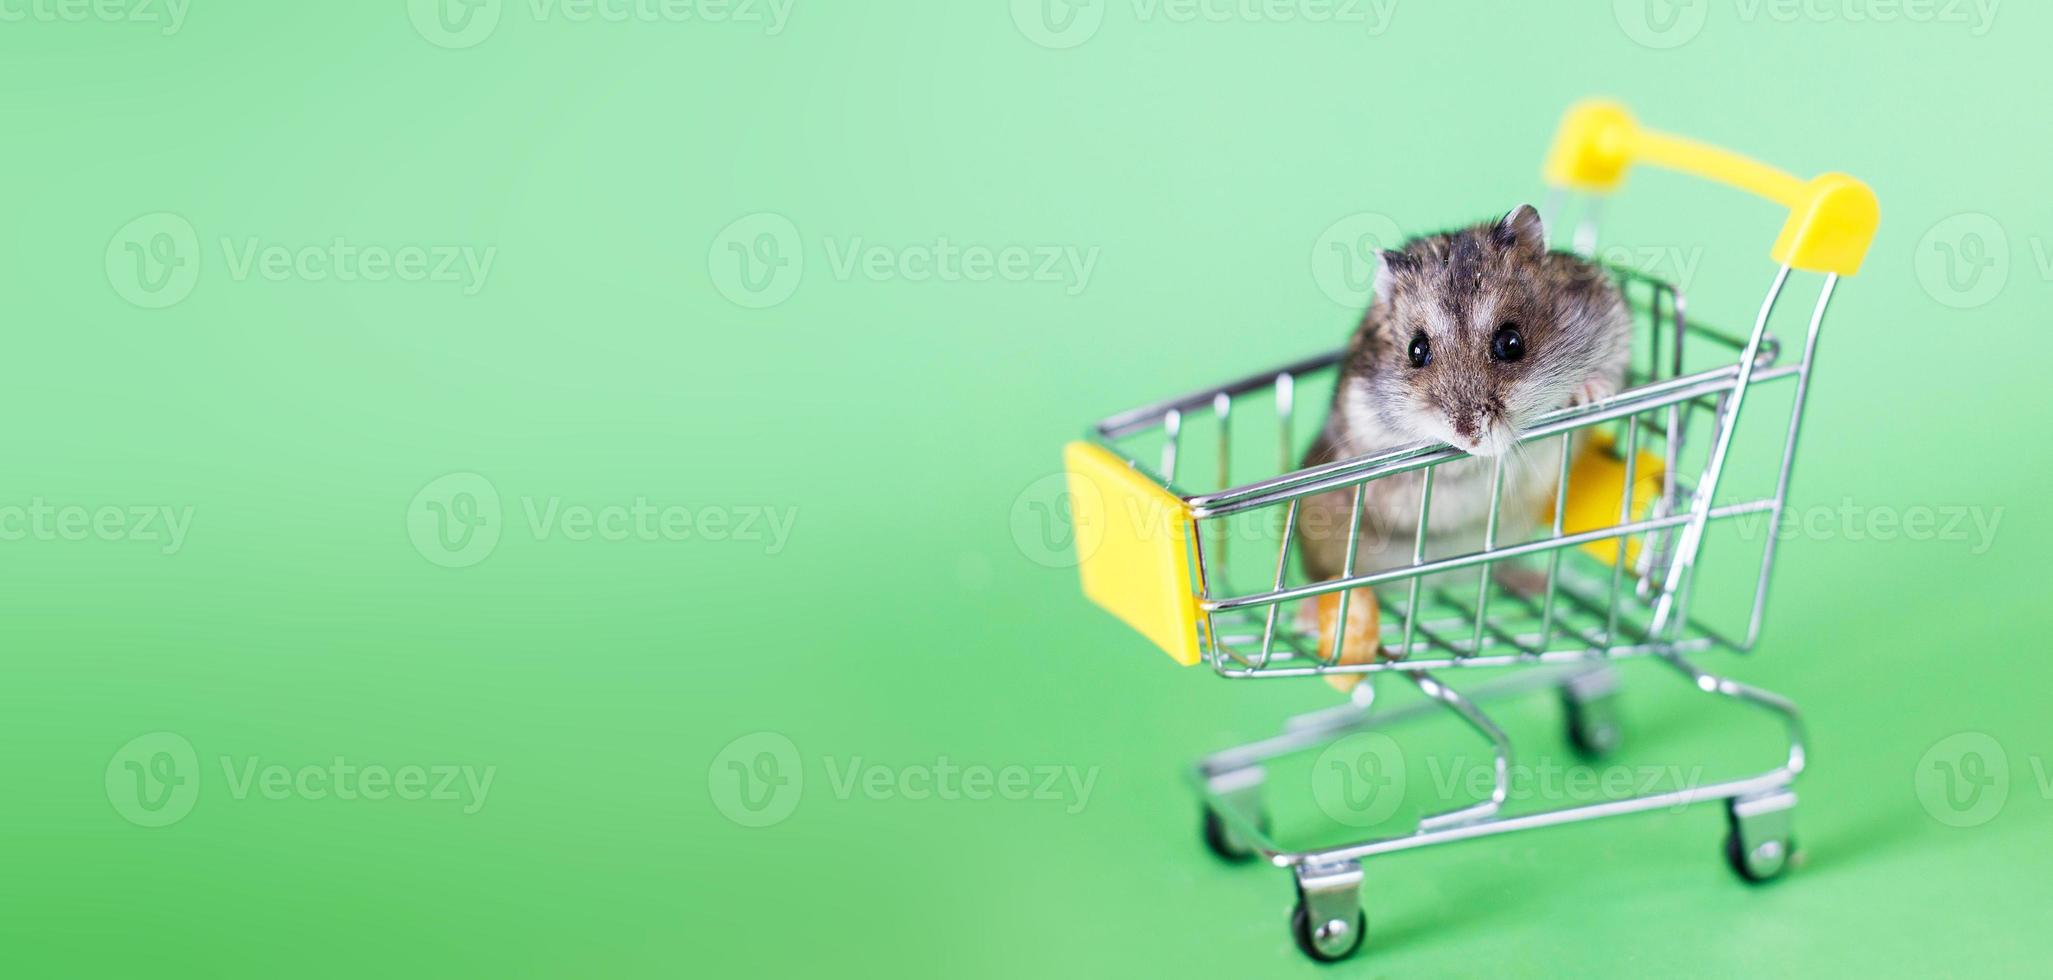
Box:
[1560,670,1622,759]
[1564,699,1621,758]
[1723,790,1798,884]
[1291,899,1366,962]
[1723,828,1796,884]
[1291,861,1366,962]
[1201,807,1266,863]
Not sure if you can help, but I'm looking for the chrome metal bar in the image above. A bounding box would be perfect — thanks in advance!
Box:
[1437,587,1561,656]
[1657,282,1687,582]
[1329,483,1367,667]
[1216,560,1752,678]
[1399,467,1435,660]
[1275,372,1295,474]
[1408,670,1510,830]
[1659,649,1807,777]
[1189,495,1232,671]
[1497,575,1612,653]
[1605,417,1639,646]
[1293,772,1790,867]
[1258,500,1301,669]
[1186,362,1801,519]
[1470,457,1507,656]
[1092,301,1746,479]
[1394,602,1472,662]
[1212,391,1232,594]
[1537,431,1574,653]
[1096,350,1342,441]
[1206,499,1777,613]
[1194,665,1588,779]
[1647,279,1664,394]
[1649,266,1791,639]
[1547,574,1658,655]
[1644,285,1687,595]
[1746,274,1836,647]
[1161,408,1182,483]
[1213,636,1720,678]
[1658,287,1724,624]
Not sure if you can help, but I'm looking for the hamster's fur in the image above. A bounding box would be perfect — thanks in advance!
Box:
[1297,205,1632,587]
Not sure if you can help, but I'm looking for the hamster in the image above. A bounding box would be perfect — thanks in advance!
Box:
[1296,204,1632,599]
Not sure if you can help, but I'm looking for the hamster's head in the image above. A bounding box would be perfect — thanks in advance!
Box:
[1359,204,1627,458]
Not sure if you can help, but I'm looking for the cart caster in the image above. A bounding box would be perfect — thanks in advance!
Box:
[1292,900,1366,963]
[1561,667,1622,759]
[1290,861,1365,962]
[1199,765,1267,863]
[1202,807,1268,863]
[1723,788,1798,884]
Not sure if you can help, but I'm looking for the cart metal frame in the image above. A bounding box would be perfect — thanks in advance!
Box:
[1061,101,1876,960]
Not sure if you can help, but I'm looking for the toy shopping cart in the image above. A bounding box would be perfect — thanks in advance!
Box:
[1062,100,1877,961]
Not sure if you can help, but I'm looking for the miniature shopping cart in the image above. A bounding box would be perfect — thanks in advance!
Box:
[1062,101,1877,961]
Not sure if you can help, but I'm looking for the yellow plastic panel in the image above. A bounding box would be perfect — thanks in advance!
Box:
[1543,99,1879,276]
[1063,441,1202,665]
[1549,433,1667,567]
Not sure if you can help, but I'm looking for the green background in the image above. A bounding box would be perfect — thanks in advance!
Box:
[5,1,2049,976]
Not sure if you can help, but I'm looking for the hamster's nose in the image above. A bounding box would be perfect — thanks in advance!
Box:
[1448,409,1480,442]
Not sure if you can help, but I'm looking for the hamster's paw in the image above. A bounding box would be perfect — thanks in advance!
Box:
[1569,375,1618,408]
[1311,588,1381,694]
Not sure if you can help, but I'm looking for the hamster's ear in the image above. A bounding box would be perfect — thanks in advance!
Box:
[1494,204,1546,254]
[1374,249,1408,303]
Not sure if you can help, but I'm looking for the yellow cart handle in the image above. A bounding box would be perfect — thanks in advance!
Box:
[1543,100,1878,276]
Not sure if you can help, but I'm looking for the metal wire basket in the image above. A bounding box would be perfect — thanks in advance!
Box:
[1061,100,1877,961]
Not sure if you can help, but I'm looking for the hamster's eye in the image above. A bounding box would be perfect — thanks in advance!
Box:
[1491,324,1525,362]
[1407,333,1431,369]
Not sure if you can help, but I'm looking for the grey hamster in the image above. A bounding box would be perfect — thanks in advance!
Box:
[1297,204,1632,591]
